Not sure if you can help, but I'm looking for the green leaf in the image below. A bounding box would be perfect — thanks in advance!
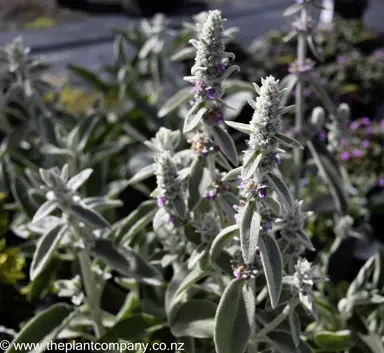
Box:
[127,164,154,186]
[210,225,239,263]
[100,314,157,343]
[275,133,303,149]
[225,121,253,134]
[170,47,196,61]
[30,224,66,281]
[242,150,262,179]
[115,200,157,243]
[221,167,242,182]
[214,279,255,353]
[32,199,58,223]
[212,125,238,166]
[5,303,73,353]
[158,87,193,118]
[289,306,301,347]
[239,200,260,264]
[170,299,217,338]
[11,175,37,219]
[267,330,313,353]
[183,107,207,133]
[92,239,163,286]
[258,232,283,308]
[69,204,110,229]
[68,65,110,93]
[283,3,302,16]
[188,158,205,211]
[28,259,59,302]
[118,206,158,245]
[67,169,93,191]
[314,330,353,351]
[171,195,187,219]
[266,172,294,212]
[188,244,208,270]
[307,140,348,215]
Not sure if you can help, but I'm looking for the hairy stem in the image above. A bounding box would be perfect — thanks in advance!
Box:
[293,6,308,199]
[78,249,106,338]
[256,301,298,338]
[70,222,105,338]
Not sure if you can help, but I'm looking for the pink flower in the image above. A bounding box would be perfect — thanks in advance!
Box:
[341,151,350,161]
[362,140,370,148]
[352,149,363,158]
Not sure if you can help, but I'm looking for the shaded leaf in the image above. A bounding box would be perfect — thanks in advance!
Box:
[266,172,294,212]
[69,204,110,229]
[188,157,205,211]
[158,87,193,118]
[30,224,66,281]
[127,164,154,186]
[259,232,283,308]
[210,225,239,263]
[170,299,217,338]
[214,279,255,353]
[239,200,260,264]
[183,107,207,133]
[5,303,73,353]
[212,125,238,166]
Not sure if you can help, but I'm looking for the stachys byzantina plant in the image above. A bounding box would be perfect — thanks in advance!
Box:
[127,10,328,353]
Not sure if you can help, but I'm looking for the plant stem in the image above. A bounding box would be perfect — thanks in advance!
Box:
[294,5,308,199]
[78,249,106,338]
[255,301,298,338]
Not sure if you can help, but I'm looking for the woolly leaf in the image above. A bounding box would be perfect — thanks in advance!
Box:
[212,125,238,166]
[188,157,205,211]
[289,306,301,347]
[225,121,253,134]
[170,299,217,338]
[5,303,73,353]
[307,140,348,215]
[275,133,303,149]
[30,224,66,281]
[242,150,262,179]
[210,224,239,263]
[69,204,110,229]
[239,200,260,264]
[183,107,207,133]
[259,232,283,308]
[127,164,154,186]
[158,87,193,118]
[214,279,255,353]
[266,172,294,212]
[92,239,163,286]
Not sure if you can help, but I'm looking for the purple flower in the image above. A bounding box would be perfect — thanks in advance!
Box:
[215,112,224,125]
[319,130,327,141]
[263,220,273,231]
[378,177,384,188]
[352,149,363,158]
[349,121,360,130]
[374,49,383,57]
[257,184,267,199]
[362,139,370,148]
[168,217,177,228]
[157,196,165,208]
[366,126,373,135]
[360,117,370,126]
[203,189,218,201]
[191,81,203,94]
[381,119,384,131]
[207,87,215,99]
[340,139,348,146]
[337,55,346,64]
[341,151,350,161]
[219,63,227,73]
[233,268,242,279]
[273,152,281,165]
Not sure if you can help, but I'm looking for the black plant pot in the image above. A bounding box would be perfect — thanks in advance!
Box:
[334,0,370,19]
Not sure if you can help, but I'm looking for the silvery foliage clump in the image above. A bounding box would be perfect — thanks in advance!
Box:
[2,5,384,353]
[130,10,327,353]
